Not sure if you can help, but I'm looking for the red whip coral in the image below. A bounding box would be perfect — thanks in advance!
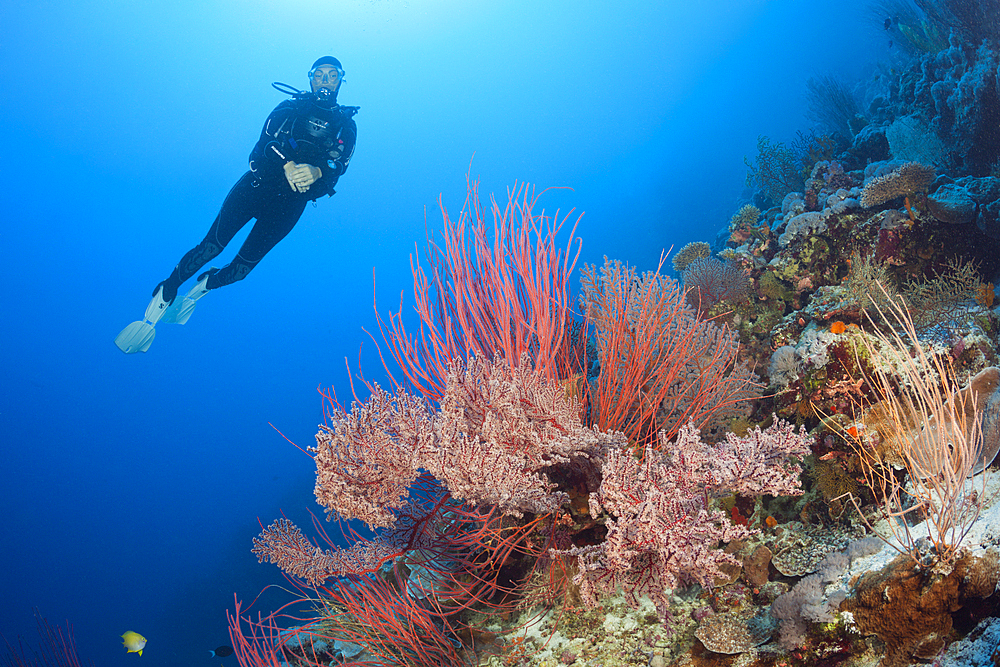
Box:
[377,176,584,402]
[2,610,92,667]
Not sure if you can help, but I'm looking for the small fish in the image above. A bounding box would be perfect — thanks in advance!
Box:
[884,17,892,30]
[210,645,234,658]
[888,40,893,48]
[121,631,147,656]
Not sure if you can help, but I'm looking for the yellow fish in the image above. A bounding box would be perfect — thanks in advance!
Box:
[121,631,147,656]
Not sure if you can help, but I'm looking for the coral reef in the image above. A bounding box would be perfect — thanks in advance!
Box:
[232,16,1000,667]
[861,29,1000,176]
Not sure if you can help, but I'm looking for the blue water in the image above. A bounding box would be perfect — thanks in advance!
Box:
[1,0,879,664]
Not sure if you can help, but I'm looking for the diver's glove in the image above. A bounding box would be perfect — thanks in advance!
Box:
[283,162,322,193]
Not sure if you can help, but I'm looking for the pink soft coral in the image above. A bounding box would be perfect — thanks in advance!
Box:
[557,419,812,616]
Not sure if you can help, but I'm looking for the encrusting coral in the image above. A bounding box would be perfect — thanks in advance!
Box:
[840,550,1000,667]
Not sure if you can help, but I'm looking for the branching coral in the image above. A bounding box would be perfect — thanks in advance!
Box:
[251,476,546,666]
[307,354,620,534]
[243,176,782,666]
[249,355,626,664]
[555,420,811,616]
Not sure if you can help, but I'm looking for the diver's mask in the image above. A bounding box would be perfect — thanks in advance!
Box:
[309,65,344,97]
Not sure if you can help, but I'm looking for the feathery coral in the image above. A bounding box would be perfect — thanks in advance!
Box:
[681,257,752,313]
[252,354,629,588]
[859,161,936,207]
[901,256,986,332]
[671,241,711,273]
[730,204,762,229]
[846,251,900,320]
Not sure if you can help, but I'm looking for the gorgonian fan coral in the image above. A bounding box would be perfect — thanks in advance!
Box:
[581,257,759,446]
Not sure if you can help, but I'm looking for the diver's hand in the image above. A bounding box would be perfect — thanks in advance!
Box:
[283,162,322,193]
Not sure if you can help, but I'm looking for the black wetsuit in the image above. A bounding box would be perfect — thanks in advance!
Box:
[157,93,358,301]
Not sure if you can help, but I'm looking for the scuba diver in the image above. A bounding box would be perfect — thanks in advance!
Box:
[115,56,358,354]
